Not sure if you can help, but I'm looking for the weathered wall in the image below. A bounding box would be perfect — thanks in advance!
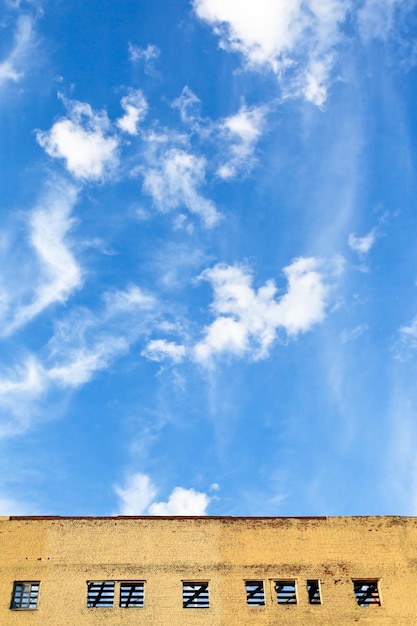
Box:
[0,515,416,625]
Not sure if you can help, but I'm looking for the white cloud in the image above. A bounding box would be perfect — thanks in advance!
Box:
[193,0,415,105]
[0,15,33,89]
[149,487,210,515]
[172,86,202,125]
[348,228,377,255]
[114,472,211,515]
[128,43,160,64]
[142,339,186,363]
[36,97,119,181]
[117,89,148,135]
[193,0,348,106]
[142,148,219,227]
[4,180,82,335]
[114,473,157,515]
[0,357,47,437]
[194,257,329,363]
[217,104,266,179]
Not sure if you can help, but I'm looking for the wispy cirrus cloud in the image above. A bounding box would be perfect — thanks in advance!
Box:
[357,0,406,41]
[0,15,34,90]
[36,96,119,181]
[0,357,46,438]
[114,472,211,515]
[46,284,156,387]
[3,179,82,336]
[0,284,157,437]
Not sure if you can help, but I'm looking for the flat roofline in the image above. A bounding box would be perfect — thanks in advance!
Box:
[5,515,413,521]
[8,515,328,521]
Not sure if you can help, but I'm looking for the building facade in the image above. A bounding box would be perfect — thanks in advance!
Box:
[0,515,416,624]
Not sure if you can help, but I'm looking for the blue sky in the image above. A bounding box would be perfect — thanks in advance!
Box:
[1,0,417,517]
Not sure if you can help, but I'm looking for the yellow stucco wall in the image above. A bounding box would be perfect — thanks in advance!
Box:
[0,515,416,625]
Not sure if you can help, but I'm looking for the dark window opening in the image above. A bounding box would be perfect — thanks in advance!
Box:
[353,580,381,607]
[10,582,39,610]
[182,582,209,608]
[120,581,144,608]
[275,580,297,604]
[245,581,265,606]
[307,579,321,604]
[87,581,115,608]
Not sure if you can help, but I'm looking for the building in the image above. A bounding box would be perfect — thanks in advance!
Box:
[0,515,416,624]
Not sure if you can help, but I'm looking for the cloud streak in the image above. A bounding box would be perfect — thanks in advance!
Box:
[0,15,34,90]
[3,179,82,335]
[0,284,157,437]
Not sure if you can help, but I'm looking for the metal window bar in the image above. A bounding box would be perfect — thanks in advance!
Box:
[245,581,265,606]
[11,582,39,609]
[120,582,144,608]
[87,581,115,608]
[182,582,209,608]
[307,579,321,604]
[353,580,381,607]
[275,581,297,604]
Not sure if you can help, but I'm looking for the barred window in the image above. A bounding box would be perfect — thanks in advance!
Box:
[307,579,321,604]
[182,582,209,608]
[353,580,381,607]
[120,581,144,608]
[275,580,297,604]
[245,581,265,606]
[10,582,39,610]
[87,581,115,608]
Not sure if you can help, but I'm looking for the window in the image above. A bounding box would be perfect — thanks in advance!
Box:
[274,580,297,604]
[353,580,381,607]
[307,579,321,604]
[87,581,115,608]
[245,581,265,606]
[120,581,144,608]
[10,582,39,610]
[182,582,209,608]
